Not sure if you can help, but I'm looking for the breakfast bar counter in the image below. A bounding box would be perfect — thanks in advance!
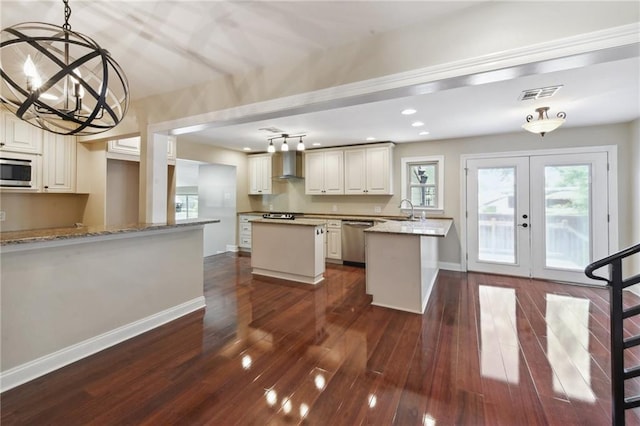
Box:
[365,219,453,314]
[0,219,218,391]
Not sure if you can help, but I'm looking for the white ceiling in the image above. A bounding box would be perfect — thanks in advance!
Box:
[2,1,639,151]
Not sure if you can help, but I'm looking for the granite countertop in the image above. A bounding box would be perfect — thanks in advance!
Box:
[251,218,327,226]
[238,211,443,222]
[365,218,453,237]
[0,218,220,246]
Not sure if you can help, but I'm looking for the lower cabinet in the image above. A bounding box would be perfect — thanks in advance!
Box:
[326,219,342,261]
[238,214,256,251]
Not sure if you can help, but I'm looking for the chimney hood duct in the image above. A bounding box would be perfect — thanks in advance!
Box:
[276,151,304,179]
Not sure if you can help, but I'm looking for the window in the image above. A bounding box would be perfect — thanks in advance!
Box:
[400,155,444,212]
[175,194,198,220]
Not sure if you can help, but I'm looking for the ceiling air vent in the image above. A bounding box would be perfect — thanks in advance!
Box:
[258,126,285,134]
[519,85,563,101]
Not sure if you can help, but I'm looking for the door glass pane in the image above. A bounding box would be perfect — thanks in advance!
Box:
[477,167,516,263]
[544,165,590,270]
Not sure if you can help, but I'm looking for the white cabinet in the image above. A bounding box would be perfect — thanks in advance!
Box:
[248,154,272,195]
[43,133,76,192]
[107,136,176,163]
[238,214,257,250]
[305,150,344,195]
[344,144,393,195]
[326,219,342,260]
[0,111,42,154]
[107,137,140,158]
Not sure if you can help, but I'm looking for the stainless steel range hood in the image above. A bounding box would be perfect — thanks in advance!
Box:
[275,151,303,179]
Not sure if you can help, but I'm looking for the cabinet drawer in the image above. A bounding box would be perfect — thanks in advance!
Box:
[240,236,252,247]
[240,215,256,223]
[327,219,342,228]
[240,223,252,234]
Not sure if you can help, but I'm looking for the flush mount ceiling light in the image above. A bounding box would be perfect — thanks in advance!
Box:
[401,108,416,115]
[522,106,566,137]
[0,0,129,136]
[267,133,305,153]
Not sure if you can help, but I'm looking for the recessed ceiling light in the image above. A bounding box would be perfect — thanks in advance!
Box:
[242,147,251,151]
[366,137,376,141]
[411,121,424,127]
[419,131,430,136]
[401,108,417,115]
[312,142,321,146]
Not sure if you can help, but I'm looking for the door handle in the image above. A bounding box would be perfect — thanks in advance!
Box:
[517,223,529,228]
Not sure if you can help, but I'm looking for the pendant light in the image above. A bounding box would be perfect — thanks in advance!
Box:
[522,107,566,137]
[0,0,129,136]
[265,133,306,153]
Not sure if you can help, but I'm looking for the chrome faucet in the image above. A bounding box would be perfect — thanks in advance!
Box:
[399,198,414,220]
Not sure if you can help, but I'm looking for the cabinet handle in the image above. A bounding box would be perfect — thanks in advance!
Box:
[0,142,5,147]
[44,185,49,189]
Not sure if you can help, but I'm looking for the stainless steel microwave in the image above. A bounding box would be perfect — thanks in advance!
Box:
[0,157,33,187]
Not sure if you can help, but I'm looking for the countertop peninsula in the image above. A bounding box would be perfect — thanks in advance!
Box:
[0,218,220,246]
[365,218,453,237]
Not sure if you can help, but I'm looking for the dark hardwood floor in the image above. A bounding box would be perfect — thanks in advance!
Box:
[2,253,640,425]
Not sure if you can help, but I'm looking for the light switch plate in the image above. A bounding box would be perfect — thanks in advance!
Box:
[0,211,5,221]
[374,206,381,213]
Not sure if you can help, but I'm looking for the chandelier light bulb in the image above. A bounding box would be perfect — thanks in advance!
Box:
[297,136,305,151]
[281,139,289,152]
[267,140,276,153]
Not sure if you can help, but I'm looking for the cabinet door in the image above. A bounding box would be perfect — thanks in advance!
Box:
[167,136,177,164]
[322,150,344,194]
[248,155,272,194]
[344,149,366,194]
[327,227,342,259]
[108,137,141,157]
[365,146,392,194]
[1,112,43,154]
[43,133,76,192]
[305,152,326,194]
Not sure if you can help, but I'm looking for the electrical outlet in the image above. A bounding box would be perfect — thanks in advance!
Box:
[269,204,274,211]
[0,211,5,221]
[374,206,381,213]
[332,205,338,212]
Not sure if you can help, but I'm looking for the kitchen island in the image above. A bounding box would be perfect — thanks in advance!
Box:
[251,218,326,284]
[0,219,218,391]
[365,219,453,314]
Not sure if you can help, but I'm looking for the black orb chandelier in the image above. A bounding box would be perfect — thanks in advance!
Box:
[0,0,129,136]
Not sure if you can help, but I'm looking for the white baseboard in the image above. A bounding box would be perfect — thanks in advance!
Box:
[0,296,206,393]
[227,244,239,252]
[439,262,463,271]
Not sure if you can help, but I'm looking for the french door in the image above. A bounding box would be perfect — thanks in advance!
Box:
[466,151,609,284]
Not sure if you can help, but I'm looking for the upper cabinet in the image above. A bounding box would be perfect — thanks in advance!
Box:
[344,144,393,195]
[0,111,43,154]
[248,154,273,195]
[305,150,344,195]
[43,133,76,193]
[106,136,176,163]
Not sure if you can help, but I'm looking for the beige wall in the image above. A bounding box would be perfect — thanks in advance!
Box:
[630,119,640,274]
[176,138,252,214]
[249,122,634,266]
[0,193,88,232]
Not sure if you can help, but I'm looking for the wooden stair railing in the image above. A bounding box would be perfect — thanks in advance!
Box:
[586,243,640,426]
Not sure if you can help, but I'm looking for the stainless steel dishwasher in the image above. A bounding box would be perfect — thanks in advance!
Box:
[342,220,373,265]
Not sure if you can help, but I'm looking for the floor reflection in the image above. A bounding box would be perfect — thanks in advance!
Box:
[546,293,596,402]
[479,285,519,384]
